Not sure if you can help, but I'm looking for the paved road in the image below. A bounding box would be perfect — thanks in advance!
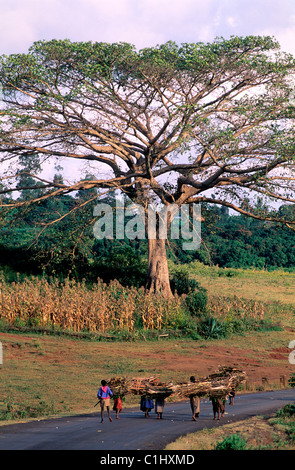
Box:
[0,389,294,451]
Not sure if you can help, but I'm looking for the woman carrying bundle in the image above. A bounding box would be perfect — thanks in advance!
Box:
[189,376,200,421]
[155,396,165,419]
[211,396,225,420]
[140,396,154,417]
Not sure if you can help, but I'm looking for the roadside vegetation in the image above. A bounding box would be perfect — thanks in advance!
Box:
[165,402,295,450]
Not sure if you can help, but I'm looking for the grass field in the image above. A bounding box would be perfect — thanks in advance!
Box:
[185,261,295,305]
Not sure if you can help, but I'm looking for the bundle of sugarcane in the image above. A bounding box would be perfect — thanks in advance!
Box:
[171,367,246,399]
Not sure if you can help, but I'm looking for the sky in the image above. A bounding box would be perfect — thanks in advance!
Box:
[1,0,295,56]
[1,0,295,187]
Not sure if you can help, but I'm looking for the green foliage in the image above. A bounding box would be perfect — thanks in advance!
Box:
[214,433,248,450]
[0,396,57,420]
[93,244,148,288]
[276,404,295,417]
[196,205,295,270]
[185,290,208,317]
[1,201,295,287]
[170,268,202,295]
[271,404,295,445]
[198,317,226,340]
[164,308,193,332]
[170,268,208,322]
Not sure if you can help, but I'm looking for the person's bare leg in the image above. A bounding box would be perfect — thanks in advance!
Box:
[107,406,112,422]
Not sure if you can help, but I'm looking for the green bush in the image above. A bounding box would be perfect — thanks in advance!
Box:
[198,316,226,339]
[94,245,148,288]
[185,289,208,317]
[276,403,295,417]
[273,404,295,444]
[223,317,246,335]
[170,269,202,295]
[214,433,248,450]
[165,309,192,330]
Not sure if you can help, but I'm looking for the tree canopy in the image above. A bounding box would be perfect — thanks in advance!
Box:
[1,36,295,295]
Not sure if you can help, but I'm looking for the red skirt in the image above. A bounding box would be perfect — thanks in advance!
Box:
[113,397,123,412]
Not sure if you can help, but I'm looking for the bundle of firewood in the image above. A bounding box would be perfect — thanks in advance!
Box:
[107,367,246,399]
[107,375,174,398]
[171,367,247,398]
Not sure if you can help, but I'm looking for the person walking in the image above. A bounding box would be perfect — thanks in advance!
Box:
[211,396,225,420]
[113,395,123,419]
[155,396,165,419]
[97,379,113,423]
[228,389,235,405]
[189,376,200,421]
[140,396,154,417]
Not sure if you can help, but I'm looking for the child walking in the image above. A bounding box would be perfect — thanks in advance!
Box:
[97,379,113,423]
[113,395,123,419]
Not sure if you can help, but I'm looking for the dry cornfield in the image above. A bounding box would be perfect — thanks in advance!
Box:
[0,274,275,334]
[0,275,183,333]
[208,295,266,321]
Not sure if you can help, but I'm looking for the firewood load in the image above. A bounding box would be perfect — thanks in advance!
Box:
[171,367,247,398]
[107,367,246,399]
[107,375,175,399]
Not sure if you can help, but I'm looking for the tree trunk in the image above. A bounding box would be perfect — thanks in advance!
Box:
[145,238,172,297]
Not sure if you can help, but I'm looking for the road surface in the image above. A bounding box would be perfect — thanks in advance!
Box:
[0,389,294,451]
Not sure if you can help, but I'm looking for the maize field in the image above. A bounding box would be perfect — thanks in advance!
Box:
[0,275,183,333]
[0,274,276,334]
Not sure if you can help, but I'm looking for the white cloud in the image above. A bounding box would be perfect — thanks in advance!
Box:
[226,16,238,28]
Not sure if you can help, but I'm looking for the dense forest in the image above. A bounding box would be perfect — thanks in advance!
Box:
[0,182,294,285]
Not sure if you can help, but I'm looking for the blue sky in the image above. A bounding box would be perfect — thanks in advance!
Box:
[1,0,295,55]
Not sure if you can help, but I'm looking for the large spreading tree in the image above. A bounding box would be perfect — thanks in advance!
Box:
[0,36,295,296]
